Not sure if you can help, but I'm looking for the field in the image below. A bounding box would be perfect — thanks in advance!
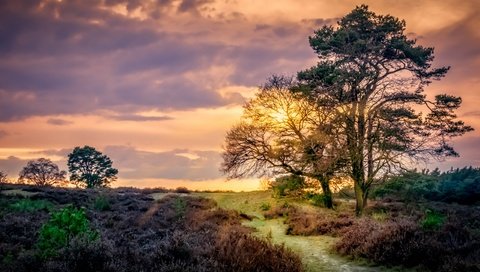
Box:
[154,191,402,272]
[2,183,479,272]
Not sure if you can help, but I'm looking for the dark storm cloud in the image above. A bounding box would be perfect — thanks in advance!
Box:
[47,118,74,126]
[103,145,223,180]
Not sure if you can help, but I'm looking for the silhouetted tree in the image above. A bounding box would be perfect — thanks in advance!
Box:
[295,5,473,214]
[221,76,346,208]
[18,158,66,186]
[0,170,8,183]
[67,146,118,188]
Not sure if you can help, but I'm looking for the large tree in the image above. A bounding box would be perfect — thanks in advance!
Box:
[295,5,473,214]
[67,146,118,188]
[18,158,66,186]
[221,76,346,208]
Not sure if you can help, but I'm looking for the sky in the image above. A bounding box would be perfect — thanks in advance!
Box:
[1,0,480,190]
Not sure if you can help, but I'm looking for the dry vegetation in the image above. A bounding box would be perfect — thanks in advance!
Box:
[0,184,302,272]
[262,198,480,271]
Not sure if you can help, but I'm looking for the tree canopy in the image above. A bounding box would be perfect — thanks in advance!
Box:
[18,158,66,186]
[67,146,118,188]
[295,5,473,214]
[0,171,8,183]
[222,5,472,215]
[221,76,346,208]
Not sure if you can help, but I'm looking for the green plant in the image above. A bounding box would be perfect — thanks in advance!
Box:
[93,195,111,211]
[271,175,305,198]
[9,198,53,212]
[173,197,187,218]
[371,211,388,222]
[37,206,98,258]
[260,202,271,211]
[421,210,445,230]
[309,194,327,207]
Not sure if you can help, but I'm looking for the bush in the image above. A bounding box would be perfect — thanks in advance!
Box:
[260,202,271,211]
[93,195,111,211]
[270,174,305,197]
[9,199,53,213]
[372,167,480,204]
[174,187,191,194]
[307,193,328,207]
[421,210,445,230]
[37,206,98,258]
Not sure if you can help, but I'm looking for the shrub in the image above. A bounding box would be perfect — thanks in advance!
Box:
[286,209,354,236]
[9,199,53,213]
[270,174,305,197]
[260,202,271,211]
[173,197,187,219]
[174,187,191,194]
[37,206,98,258]
[216,225,303,272]
[421,210,445,230]
[308,193,327,207]
[373,167,480,204]
[93,195,111,211]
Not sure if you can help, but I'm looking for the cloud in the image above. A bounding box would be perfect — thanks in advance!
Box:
[0,156,27,177]
[0,0,320,122]
[178,0,214,14]
[107,114,173,122]
[103,145,223,180]
[463,111,480,117]
[47,118,74,126]
[0,130,7,138]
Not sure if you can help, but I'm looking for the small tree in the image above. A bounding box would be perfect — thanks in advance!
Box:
[67,146,118,188]
[0,171,8,183]
[18,158,66,186]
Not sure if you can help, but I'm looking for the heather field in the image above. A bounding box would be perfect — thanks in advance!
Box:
[3,176,478,272]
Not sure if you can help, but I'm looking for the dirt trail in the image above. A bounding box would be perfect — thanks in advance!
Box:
[152,192,403,271]
[244,218,390,272]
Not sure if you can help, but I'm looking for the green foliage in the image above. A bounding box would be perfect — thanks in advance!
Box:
[259,202,271,211]
[93,195,111,211]
[371,211,388,222]
[173,197,187,218]
[308,193,328,207]
[9,198,53,212]
[67,146,118,188]
[421,210,445,230]
[271,175,305,198]
[37,206,98,258]
[373,167,480,204]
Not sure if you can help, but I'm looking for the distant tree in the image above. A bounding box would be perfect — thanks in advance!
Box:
[221,76,347,208]
[0,170,8,183]
[18,158,66,186]
[294,5,473,215]
[67,146,118,188]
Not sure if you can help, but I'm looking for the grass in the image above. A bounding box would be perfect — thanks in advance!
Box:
[194,191,397,272]
[9,198,53,212]
[1,185,303,272]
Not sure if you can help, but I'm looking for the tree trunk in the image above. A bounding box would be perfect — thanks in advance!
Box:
[354,181,369,216]
[319,177,333,209]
